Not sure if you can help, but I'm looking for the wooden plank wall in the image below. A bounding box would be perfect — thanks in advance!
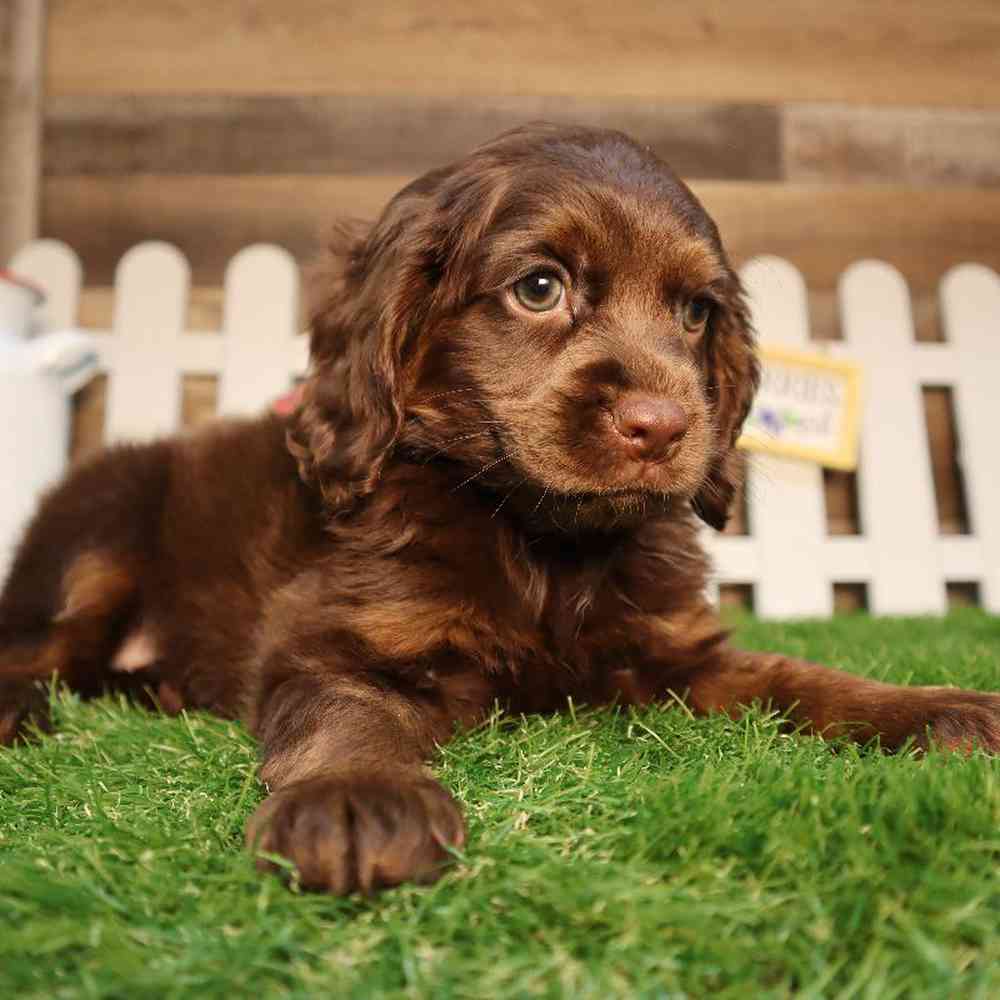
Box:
[0,0,44,262]
[23,2,1000,592]
[39,1,1000,292]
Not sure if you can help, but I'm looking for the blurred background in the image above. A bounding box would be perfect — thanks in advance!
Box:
[5,3,999,300]
[2,1,998,606]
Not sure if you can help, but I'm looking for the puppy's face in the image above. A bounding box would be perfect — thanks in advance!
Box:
[407,183,725,525]
[292,126,758,532]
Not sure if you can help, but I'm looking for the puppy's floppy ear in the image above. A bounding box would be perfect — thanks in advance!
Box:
[287,196,438,510]
[692,280,760,530]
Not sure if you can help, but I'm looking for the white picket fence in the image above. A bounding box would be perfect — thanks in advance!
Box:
[8,239,1000,619]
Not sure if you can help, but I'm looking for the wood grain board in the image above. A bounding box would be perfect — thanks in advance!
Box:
[695,182,1000,293]
[45,1,1000,107]
[43,174,1000,291]
[43,96,1000,189]
[785,105,1000,187]
[43,96,781,180]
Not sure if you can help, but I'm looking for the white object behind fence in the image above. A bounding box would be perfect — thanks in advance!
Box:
[0,254,99,581]
[5,240,1000,618]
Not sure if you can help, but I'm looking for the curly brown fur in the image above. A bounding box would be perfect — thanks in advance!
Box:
[2,125,999,895]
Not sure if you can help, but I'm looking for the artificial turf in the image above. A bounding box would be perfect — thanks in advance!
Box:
[1,610,998,999]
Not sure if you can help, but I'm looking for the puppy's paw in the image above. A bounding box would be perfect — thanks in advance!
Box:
[245,772,465,894]
[0,680,51,746]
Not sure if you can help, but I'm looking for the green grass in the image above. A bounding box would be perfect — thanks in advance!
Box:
[1,610,999,999]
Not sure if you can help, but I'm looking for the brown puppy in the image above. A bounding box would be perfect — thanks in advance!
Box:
[2,125,998,895]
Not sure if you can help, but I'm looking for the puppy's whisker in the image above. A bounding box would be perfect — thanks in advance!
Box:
[420,430,496,463]
[530,485,550,518]
[451,452,516,492]
[415,387,482,402]
[491,477,528,518]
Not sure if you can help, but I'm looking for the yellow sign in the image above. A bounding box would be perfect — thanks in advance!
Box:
[738,345,863,471]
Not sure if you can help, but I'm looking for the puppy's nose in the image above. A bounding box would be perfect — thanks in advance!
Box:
[611,394,688,461]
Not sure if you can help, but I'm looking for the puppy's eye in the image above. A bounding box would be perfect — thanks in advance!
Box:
[682,296,713,333]
[513,271,564,312]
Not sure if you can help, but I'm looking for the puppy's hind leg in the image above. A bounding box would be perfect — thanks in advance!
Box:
[0,550,139,745]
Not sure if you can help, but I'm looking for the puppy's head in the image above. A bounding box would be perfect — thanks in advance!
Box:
[289,124,758,531]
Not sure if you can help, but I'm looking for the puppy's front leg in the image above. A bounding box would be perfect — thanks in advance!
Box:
[245,659,467,894]
[681,648,1000,752]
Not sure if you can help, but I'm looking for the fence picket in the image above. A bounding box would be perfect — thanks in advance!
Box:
[219,245,301,416]
[839,261,945,614]
[941,264,1000,613]
[9,239,81,331]
[739,256,832,617]
[105,242,188,442]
